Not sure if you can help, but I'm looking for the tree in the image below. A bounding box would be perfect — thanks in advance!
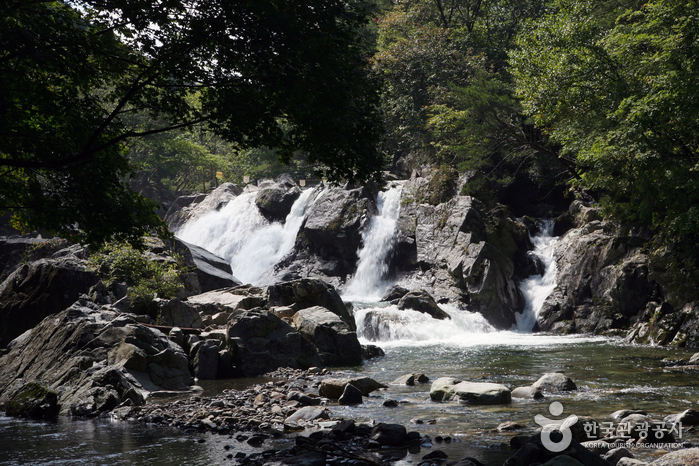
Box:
[1,0,383,246]
[510,0,699,240]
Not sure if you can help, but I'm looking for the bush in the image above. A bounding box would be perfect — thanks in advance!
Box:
[88,241,184,315]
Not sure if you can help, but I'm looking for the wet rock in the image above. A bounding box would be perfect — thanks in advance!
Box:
[497,421,526,432]
[383,399,399,408]
[611,409,647,421]
[226,309,322,376]
[511,386,544,399]
[318,377,387,399]
[338,383,363,405]
[392,373,430,385]
[649,448,699,465]
[0,256,98,347]
[617,459,647,466]
[423,450,448,460]
[286,391,320,407]
[503,433,610,466]
[397,290,451,320]
[2,381,59,420]
[292,306,362,366]
[381,285,409,303]
[430,377,511,404]
[541,456,585,466]
[254,174,301,222]
[362,344,385,359]
[370,423,407,446]
[532,373,577,392]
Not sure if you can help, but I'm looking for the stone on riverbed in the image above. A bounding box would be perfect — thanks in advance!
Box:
[338,383,363,405]
[292,306,362,366]
[284,406,330,425]
[392,373,429,385]
[430,377,511,404]
[511,386,544,399]
[532,373,577,392]
[649,448,699,465]
[318,377,387,399]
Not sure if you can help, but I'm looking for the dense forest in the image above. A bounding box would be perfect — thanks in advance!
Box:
[2,0,698,271]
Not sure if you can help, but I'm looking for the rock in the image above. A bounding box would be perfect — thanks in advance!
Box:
[370,423,407,447]
[0,256,98,347]
[423,450,449,460]
[649,448,699,465]
[617,459,647,466]
[362,344,385,359]
[503,433,611,466]
[532,373,577,392]
[292,306,362,366]
[664,409,699,426]
[383,399,399,408]
[498,421,526,431]
[338,383,363,405]
[191,340,220,380]
[392,373,430,385]
[266,279,354,330]
[254,174,301,222]
[0,302,192,416]
[155,298,204,329]
[511,386,544,399]
[2,381,59,420]
[603,448,634,465]
[618,414,674,442]
[566,416,600,442]
[611,409,647,421]
[397,290,451,320]
[287,391,321,407]
[173,238,241,293]
[226,309,322,376]
[284,406,330,424]
[187,287,266,316]
[430,377,511,404]
[318,377,387,399]
[381,285,409,303]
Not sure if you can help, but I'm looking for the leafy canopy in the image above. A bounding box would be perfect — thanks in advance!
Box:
[0,0,383,246]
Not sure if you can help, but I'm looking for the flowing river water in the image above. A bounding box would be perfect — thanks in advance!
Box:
[3,186,699,465]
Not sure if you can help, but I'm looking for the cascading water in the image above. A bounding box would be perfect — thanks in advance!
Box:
[342,183,404,301]
[177,188,317,286]
[515,219,559,332]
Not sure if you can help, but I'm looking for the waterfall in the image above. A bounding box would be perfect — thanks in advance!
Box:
[342,183,404,301]
[515,219,559,332]
[177,188,316,286]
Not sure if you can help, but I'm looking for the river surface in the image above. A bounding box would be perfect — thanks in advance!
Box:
[3,187,698,465]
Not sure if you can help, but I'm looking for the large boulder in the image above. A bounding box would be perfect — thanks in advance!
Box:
[0,301,193,417]
[0,255,98,347]
[292,306,363,366]
[397,290,451,320]
[532,373,577,393]
[319,377,387,399]
[173,238,241,293]
[226,309,323,376]
[266,279,354,330]
[255,174,301,222]
[430,377,511,404]
[186,285,267,316]
[650,448,699,465]
[154,298,204,329]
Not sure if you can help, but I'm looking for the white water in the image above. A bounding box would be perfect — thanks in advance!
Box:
[342,183,404,301]
[515,219,559,332]
[177,188,317,285]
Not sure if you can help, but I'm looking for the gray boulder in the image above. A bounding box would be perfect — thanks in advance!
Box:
[0,256,98,347]
[650,448,699,465]
[284,406,330,424]
[173,238,241,293]
[663,409,699,426]
[511,386,544,399]
[266,279,354,330]
[397,290,451,320]
[319,377,387,399]
[370,423,407,447]
[0,301,193,417]
[430,378,511,405]
[532,373,577,392]
[3,381,59,420]
[154,298,204,329]
[191,340,220,380]
[292,306,362,366]
[338,383,363,405]
[255,174,301,222]
[226,309,322,376]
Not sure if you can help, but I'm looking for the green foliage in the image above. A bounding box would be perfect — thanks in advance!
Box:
[510,0,699,244]
[1,0,383,247]
[88,241,184,315]
[426,165,459,205]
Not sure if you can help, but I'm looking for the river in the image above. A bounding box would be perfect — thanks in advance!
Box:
[3,186,698,465]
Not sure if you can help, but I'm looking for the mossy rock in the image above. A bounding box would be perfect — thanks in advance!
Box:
[4,382,59,420]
